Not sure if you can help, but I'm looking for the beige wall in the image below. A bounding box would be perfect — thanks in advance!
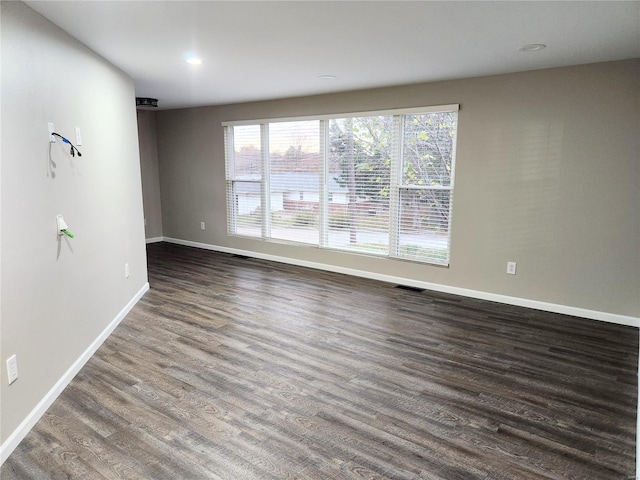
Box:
[137,110,164,239]
[1,1,148,448]
[155,59,640,319]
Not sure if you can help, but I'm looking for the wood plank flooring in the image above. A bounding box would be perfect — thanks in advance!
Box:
[2,242,637,479]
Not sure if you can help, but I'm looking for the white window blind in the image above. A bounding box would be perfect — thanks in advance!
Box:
[224,105,458,266]
[226,124,262,238]
[268,120,321,245]
[397,112,457,264]
[326,116,393,255]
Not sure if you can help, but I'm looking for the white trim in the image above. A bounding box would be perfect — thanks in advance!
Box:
[222,104,460,127]
[162,237,639,328]
[0,282,150,465]
[145,237,163,244]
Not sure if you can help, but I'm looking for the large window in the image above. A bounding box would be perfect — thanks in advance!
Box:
[224,105,458,266]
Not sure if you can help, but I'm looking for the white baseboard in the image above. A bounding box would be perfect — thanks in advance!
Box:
[0,282,150,465]
[162,236,640,328]
[145,237,163,244]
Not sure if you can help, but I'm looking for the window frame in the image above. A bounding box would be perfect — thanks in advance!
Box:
[223,104,459,266]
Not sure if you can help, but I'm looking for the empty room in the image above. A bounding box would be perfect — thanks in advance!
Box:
[1,1,639,479]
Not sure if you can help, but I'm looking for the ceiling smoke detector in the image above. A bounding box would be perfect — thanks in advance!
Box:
[136,97,159,109]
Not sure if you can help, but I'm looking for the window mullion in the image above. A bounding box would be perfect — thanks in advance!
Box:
[319,120,328,247]
[388,115,402,257]
[261,123,270,239]
[225,126,236,234]
[444,126,458,265]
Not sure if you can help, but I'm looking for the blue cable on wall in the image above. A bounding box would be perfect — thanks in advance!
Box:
[51,132,82,157]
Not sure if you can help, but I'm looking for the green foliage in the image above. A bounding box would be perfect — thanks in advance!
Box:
[399,245,448,262]
[329,112,457,231]
[293,211,318,227]
[329,116,393,203]
[328,212,350,229]
[402,112,457,188]
[237,210,261,226]
[270,212,294,227]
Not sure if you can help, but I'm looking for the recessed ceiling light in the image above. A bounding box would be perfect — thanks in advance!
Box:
[318,74,337,80]
[186,57,203,65]
[519,44,546,52]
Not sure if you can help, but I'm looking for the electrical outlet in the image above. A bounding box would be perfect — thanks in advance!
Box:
[48,122,55,143]
[74,127,82,146]
[7,355,18,384]
[507,261,517,275]
[200,222,205,230]
[125,263,130,278]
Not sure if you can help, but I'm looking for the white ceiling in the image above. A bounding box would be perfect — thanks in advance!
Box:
[26,1,640,110]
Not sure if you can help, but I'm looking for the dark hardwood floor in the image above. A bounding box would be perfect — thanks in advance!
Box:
[2,242,637,479]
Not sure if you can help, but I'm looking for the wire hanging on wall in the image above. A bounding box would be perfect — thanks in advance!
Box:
[51,132,82,157]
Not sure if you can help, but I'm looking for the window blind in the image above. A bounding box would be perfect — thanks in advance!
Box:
[224,105,458,266]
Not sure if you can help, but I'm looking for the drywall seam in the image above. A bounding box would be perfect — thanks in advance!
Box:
[0,282,150,465]
[163,237,640,328]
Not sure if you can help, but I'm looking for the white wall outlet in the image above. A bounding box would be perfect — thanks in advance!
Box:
[507,261,517,275]
[7,355,18,384]
[74,126,82,146]
[125,262,130,278]
[200,222,205,230]
[48,122,55,143]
